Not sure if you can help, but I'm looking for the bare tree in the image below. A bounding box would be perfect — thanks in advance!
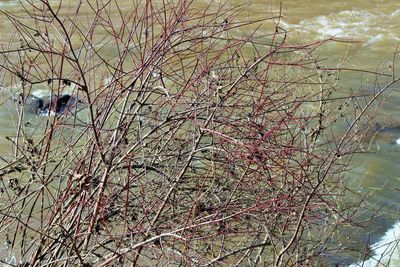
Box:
[0,0,398,266]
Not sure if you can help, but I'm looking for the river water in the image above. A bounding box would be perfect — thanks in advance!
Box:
[280,1,400,266]
[0,0,399,266]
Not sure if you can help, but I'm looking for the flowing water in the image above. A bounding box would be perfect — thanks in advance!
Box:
[0,0,399,266]
[279,1,400,266]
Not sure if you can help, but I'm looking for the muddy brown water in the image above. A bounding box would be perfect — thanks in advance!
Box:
[0,0,399,265]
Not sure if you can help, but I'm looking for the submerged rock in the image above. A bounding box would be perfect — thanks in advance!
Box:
[23,93,78,115]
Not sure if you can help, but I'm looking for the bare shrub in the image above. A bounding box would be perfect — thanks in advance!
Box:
[0,0,398,266]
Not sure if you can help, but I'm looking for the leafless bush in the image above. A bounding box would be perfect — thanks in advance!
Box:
[0,0,398,266]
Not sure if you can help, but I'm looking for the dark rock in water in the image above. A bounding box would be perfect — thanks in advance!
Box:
[55,94,76,114]
[23,93,78,115]
[41,94,78,115]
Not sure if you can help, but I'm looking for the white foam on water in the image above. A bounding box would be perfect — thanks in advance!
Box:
[396,138,400,145]
[0,0,18,8]
[349,221,400,267]
[31,90,49,99]
[364,33,385,46]
[389,8,400,18]
[286,9,400,46]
